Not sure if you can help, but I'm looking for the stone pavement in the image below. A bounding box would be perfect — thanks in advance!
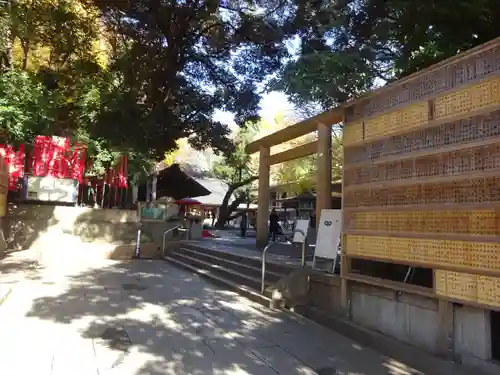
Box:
[204,229,317,262]
[0,250,470,375]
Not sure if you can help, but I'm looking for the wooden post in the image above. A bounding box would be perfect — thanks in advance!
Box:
[339,112,348,314]
[256,146,270,249]
[316,121,332,228]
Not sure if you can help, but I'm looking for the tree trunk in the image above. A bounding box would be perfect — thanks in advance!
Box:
[217,194,248,226]
[215,186,235,228]
[214,176,257,228]
[21,41,29,70]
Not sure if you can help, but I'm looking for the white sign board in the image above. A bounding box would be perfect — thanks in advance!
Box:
[314,209,342,260]
[292,219,309,244]
[26,176,77,203]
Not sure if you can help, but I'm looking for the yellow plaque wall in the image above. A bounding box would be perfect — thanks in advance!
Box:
[343,41,500,309]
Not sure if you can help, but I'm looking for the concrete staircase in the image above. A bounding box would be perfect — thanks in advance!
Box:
[164,243,310,308]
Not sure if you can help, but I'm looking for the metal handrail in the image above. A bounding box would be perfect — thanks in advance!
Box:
[261,239,292,294]
[260,228,309,294]
[292,229,307,268]
[161,225,189,257]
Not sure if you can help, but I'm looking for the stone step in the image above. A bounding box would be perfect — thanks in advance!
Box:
[170,250,270,291]
[182,243,299,275]
[174,246,284,282]
[163,254,277,308]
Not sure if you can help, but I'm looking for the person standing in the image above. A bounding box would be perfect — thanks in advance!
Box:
[310,208,316,229]
[211,209,217,227]
[269,208,279,242]
[240,213,248,238]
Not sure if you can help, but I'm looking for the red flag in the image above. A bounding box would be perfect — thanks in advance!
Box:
[0,144,25,191]
[119,155,128,188]
[33,136,52,176]
[71,144,86,182]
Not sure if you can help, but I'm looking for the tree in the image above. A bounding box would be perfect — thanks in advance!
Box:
[0,1,305,183]
[273,133,317,196]
[212,122,261,227]
[6,0,100,72]
[273,0,500,110]
[0,0,119,171]
[90,0,305,161]
[0,2,11,70]
[0,69,55,145]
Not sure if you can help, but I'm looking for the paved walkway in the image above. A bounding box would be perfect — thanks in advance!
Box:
[207,229,317,261]
[0,250,471,374]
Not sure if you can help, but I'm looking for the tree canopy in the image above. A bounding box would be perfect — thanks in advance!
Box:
[4,0,496,183]
[274,130,342,196]
[211,121,261,226]
[274,0,500,110]
[0,0,310,180]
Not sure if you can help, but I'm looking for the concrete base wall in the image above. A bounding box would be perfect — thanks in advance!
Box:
[3,203,146,252]
[350,284,439,352]
[309,272,342,313]
[307,274,498,373]
[453,305,499,374]
[143,220,185,248]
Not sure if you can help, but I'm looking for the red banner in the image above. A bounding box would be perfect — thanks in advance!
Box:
[71,144,86,183]
[119,155,128,188]
[0,137,127,191]
[103,155,128,188]
[47,136,69,178]
[31,136,87,182]
[0,144,25,191]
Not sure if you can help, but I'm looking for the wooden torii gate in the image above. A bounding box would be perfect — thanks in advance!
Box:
[245,108,343,249]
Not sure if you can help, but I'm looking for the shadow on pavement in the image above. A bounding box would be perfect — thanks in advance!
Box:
[21,260,421,375]
[0,252,44,283]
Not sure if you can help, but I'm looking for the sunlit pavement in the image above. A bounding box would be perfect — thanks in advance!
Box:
[0,250,452,374]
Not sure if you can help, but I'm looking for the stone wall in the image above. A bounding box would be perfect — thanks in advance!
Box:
[3,203,148,252]
[306,274,498,373]
[350,284,440,352]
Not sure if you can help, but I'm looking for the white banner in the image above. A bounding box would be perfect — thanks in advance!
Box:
[314,209,342,260]
[292,219,310,244]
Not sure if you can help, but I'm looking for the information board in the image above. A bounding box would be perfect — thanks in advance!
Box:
[26,176,77,203]
[138,202,167,222]
[292,219,309,244]
[314,209,342,260]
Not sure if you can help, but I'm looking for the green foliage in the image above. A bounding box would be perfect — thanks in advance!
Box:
[331,131,342,181]
[93,0,303,159]
[10,0,100,70]
[0,6,9,69]
[3,0,364,184]
[0,69,54,145]
[274,0,500,109]
[211,121,262,226]
[212,122,260,188]
[274,132,342,196]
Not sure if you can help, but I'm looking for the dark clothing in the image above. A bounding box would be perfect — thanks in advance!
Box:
[269,212,279,241]
[240,215,248,238]
[269,212,279,227]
